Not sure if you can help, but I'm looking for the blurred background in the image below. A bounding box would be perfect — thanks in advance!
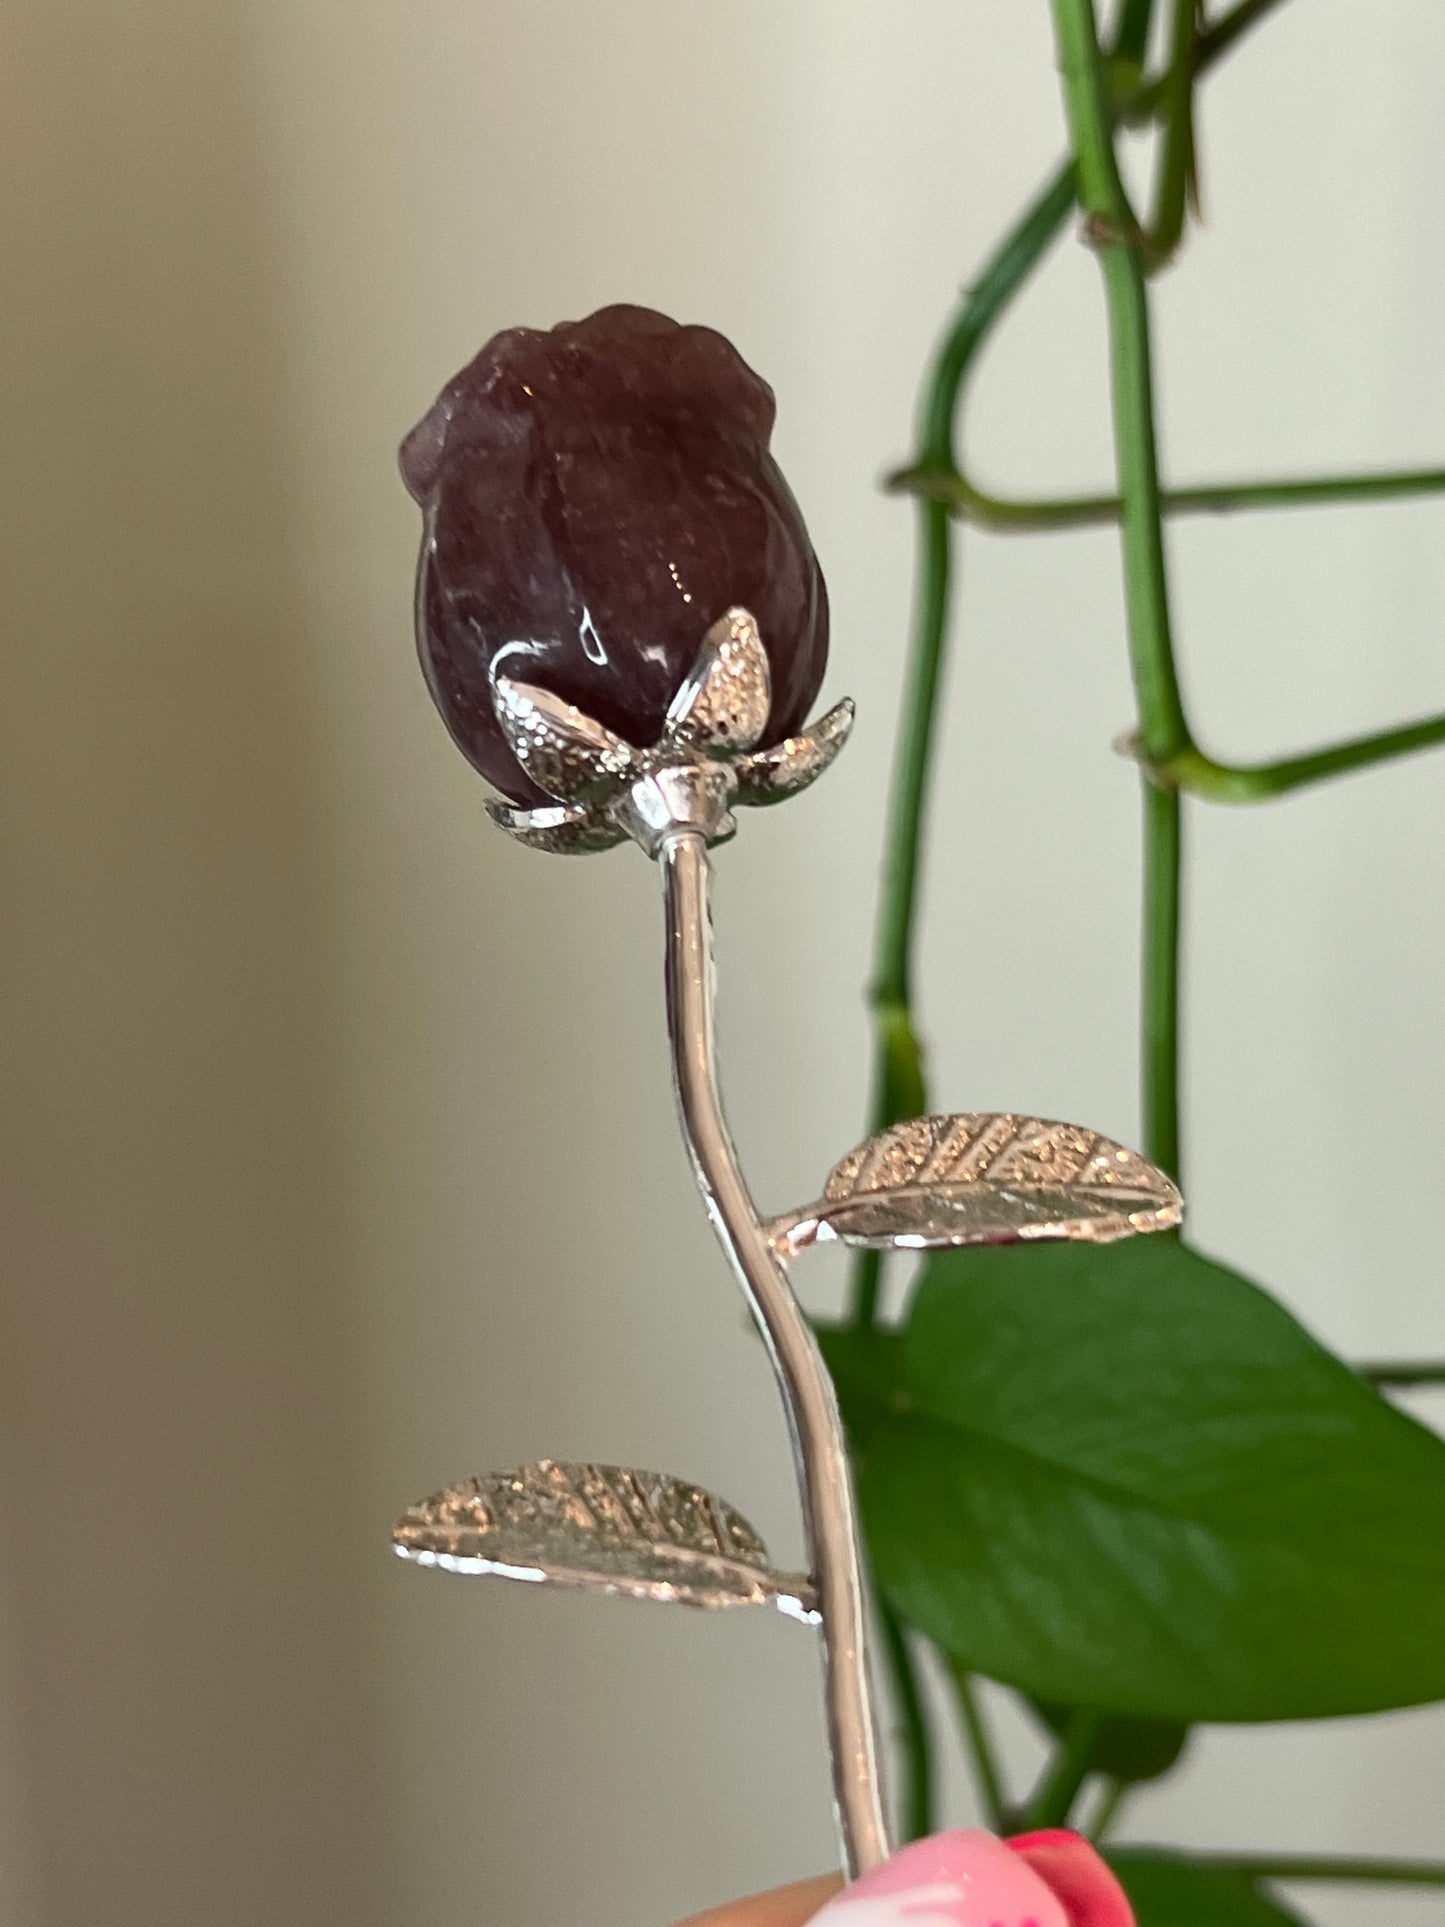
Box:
[3,2,1443,1923]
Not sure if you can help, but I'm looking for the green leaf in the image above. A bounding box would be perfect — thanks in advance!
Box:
[833,1238,1445,1721]
[1028,1697,1189,1783]
[816,1324,908,1443]
[1106,1850,1311,1926]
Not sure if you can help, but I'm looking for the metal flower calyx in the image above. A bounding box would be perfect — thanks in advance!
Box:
[485,607,855,856]
[395,602,1184,1879]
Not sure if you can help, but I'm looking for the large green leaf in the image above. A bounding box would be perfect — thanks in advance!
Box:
[822,1238,1445,1721]
[1028,1698,1190,1783]
[821,1327,1195,1777]
[1106,1850,1310,1925]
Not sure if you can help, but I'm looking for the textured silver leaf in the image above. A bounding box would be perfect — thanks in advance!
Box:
[734,699,855,806]
[773,1112,1183,1254]
[393,1459,818,1620]
[665,608,771,754]
[492,678,638,804]
[485,798,628,854]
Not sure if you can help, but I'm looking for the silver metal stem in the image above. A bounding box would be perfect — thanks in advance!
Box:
[660,830,890,1879]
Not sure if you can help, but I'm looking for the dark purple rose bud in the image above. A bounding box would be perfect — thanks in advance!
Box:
[400,304,829,805]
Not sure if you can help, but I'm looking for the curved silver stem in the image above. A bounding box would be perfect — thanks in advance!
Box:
[659,830,890,1878]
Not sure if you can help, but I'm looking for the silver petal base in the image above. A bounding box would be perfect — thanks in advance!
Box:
[484,609,855,854]
[734,699,855,805]
[484,800,628,854]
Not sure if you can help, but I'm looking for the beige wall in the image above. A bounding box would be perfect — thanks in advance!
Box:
[2,3,1442,1924]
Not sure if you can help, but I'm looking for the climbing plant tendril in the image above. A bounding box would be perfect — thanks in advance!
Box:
[830,1,1445,1898]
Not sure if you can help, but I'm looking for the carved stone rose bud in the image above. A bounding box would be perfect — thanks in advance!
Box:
[400,304,830,807]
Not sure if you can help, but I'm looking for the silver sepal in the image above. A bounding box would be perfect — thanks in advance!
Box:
[486,608,851,855]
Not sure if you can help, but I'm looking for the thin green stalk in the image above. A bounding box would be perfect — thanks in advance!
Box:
[850,0,1298,1314]
[944,1660,1010,1832]
[876,1599,935,1841]
[1068,185,1190,750]
[866,498,952,1081]
[1185,0,1296,80]
[918,170,1080,470]
[1111,0,1157,73]
[849,171,1077,1334]
[1362,1359,1445,1387]
[1142,783,1183,1178]
[1122,0,1298,128]
[890,462,1445,530]
[849,498,947,1337]
[844,0,1299,1829]
[1149,712,1445,801]
[1144,0,1200,267]
[851,1250,885,1335]
[1053,0,1190,1181]
[1187,1852,1445,1887]
[1089,1778,1130,1842]
[1052,0,1190,758]
[1102,0,1156,143]
[1023,1709,1105,1830]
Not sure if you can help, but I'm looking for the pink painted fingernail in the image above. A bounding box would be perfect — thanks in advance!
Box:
[807,1829,1134,1927]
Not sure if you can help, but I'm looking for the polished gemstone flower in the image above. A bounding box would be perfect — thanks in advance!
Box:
[400,303,830,805]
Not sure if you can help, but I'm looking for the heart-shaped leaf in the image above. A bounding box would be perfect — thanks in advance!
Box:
[776,1113,1181,1254]
[1105,1851,1311,1926]
[394,1459,816,1620]
[1029,1698,1190,1784]
[821,1238,1445,1721]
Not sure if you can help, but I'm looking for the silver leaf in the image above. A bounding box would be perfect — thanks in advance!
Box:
[493,678,638,804]
[393,1459,818,1621]
[665,607,771,754]
[772,1112,1183,1254]
[485,798,627,854]
[734,699,855,806]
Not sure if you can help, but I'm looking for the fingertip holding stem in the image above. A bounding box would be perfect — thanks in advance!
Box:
[804,1829,1133,1927]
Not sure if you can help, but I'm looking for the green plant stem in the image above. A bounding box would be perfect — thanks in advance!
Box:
[850,1250,885,1334]
[890,462,1445,530]
[849,167,1078,1337]
[1112,0,1157,73]
[1185,0,1296,79]
[1187,1852,1445,1887]
[1362,1359,1445,1387]
[1119,0,1296,131]
[850,0,1297,1333]
[1024,1709,1106,1829]
[844,0,1300,1833]
[1089,1777,1130,1842]
[1144,712,1445,801]
[876,1599,935,1841]
[864,498,951,1119]
[849,497,950,1336]
[1142,784,1183,1178]
[1145,0,1200,267]
[1052,0,1190,1181]
[1053,8,1189,760]
[945,1661,1010,1831]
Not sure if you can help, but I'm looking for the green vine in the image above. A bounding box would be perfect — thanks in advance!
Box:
[838,0,1445,1884]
